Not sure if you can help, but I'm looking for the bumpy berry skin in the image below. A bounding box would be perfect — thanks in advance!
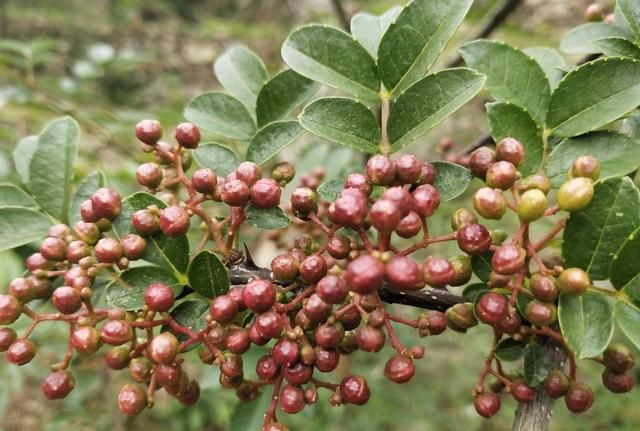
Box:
[222,179,251,207]
[418,162,437,185]
[106,346,131,370]
[564,383,594,413]
[370,199,401,233]
[355,325,385,352]
[131,210,160,235]
[421,257,455,288]
[469,147,496,179]
[290,187,318,217]
[71,326,101,355]
[280,385,305,414]
[457,223,492,255]
[602,369,634,393]
[451,208,478,231]
[242,279,276,313]
[144,283,175,312]
[192,168,218,194]
[101,320,134,346]
[340,375,370,405]
[120,234,146,260]
[344,173,372,195]
[235,162,261,186]
[178,380,201,406]
[66,240,90,263]
[571,155,600,180]
[0,328,17,352]
[473,187,506,220]
[585,2,604,21]
[91,188,122,220]
[544,370,570,399]
[384,355,415,383]
[149,332,179,365]
[491,245,526,275]
[385,256,423,291]
[250,179,281,209]
[25,252,52,272]
[40,237,67,261]
[446,303,478,331]
[475,292,508,325]
[519,174,552,194]
[271,162,295,185]
[256,355,281,381]
[329,190,368,228]
[395,154,421,184]
[411,184,440,217]
[317,275,348,304]
[365,155,396,185]
[495,137,525,167]
[136,163,163,189]
[8,278,35,303]
[382,187,413,217]
[530,273,559,302]
[511,379,535,403]
[118,384,147,416]
[273,339,300,366]
[474,392,501,418]
[299,255,327,283]
[557,268,590,296]
[283,362,313,386]
[159,205,190,237]
[94,237,123,263]
[524,300,557,326]
[558,177,594,212]
[136,119,162,144]
[344,255,384,294]
[603,343,635,373]
[52,286,83,314]
[326,235,350,259]
[42,370,75,400]
[271,253,300,281]
[174,122,200,149]
[7,339,37,365]
[517,189,547,222]
[396,211,422,238]
[486,161,518,190]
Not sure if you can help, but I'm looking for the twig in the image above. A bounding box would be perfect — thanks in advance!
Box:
[330,0,350,32]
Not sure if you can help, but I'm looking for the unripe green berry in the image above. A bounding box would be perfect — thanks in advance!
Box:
[558,177,594,212]
[517,189,547,222]
[557,267,590,295]
[571,155,600,181]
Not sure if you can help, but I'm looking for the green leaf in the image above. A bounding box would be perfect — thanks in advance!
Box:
[229,391,271,431]
[459,41,550,123]
[68,171,106,226]
[547,58,640,138]
[560,23,628,55]
[29,117,79,221]
[193,143,241,177]
[281,25,380,101]
[377,0,473,95]
[615,300,640,350]
[546,132,640,188]
[245,206,291,230]
[184,92,256,140]
[523,342,554,386]
[12,135,38,187]
[106,266,181,310]
[462,283,489,303]
[387,69,485,151]
[163,298,209,348]
[563,177,640,280]
[213,45,268,108]
[471,252,493,283]
[523,47,566,91]
[486,102,544,177]
[610,226,640,289]
[431,161,473,202]
[619,0,640,39]
[591,37,640,59]
[299,97,380,153]
[0,184,37,208]
[0,207,51,252]
[113,192,190,275]
[350,7,402,58]
[495,338,526,362]
[559,291,614,359]
[246,121,304,165]
[256,69,319,127]
[317,179,343,203]
[188,250,230,299]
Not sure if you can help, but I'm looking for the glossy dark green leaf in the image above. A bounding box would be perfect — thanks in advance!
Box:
[622,274,640,306]
[462,283,489,303]
[299,97,380,153]
[377,0,473,95]
[486,102,544,177]
[459,41,550,123]
[615,300,640,350]
[471,252,493,283]
[246,121,304,165]
[388,69,485,151]
[0,207,51,251]
[106,266,181,310]
[350,7,402,58]
[558,291,614,359]
[591,37,640,59]
[560,23,628,55]
[547,58,640,138]
[317,179,343,203]
[213,45,268,108]
[0,184,37,208]
[69,171,106,225]
[546,132,640,188]
[619,0,640,39]
[523,47,566,90]
[184,92,256,140]
[163,298,210,348]
[113,192,190,275]
[610,226,640,289]
[281,25,380,101]
[29,116,79,221]
[495,338,526,362]
[188,250,230,299]
[256,69,319,127]
[431,161,473,202]
[563,177,640,280]
[229,391,271,431]
[245,205,291,230]
[194,143,241,177]
[12,135,38,187]
[523,342,554,386]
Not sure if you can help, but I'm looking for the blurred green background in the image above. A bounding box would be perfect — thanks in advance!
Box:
[1,0,638,430]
